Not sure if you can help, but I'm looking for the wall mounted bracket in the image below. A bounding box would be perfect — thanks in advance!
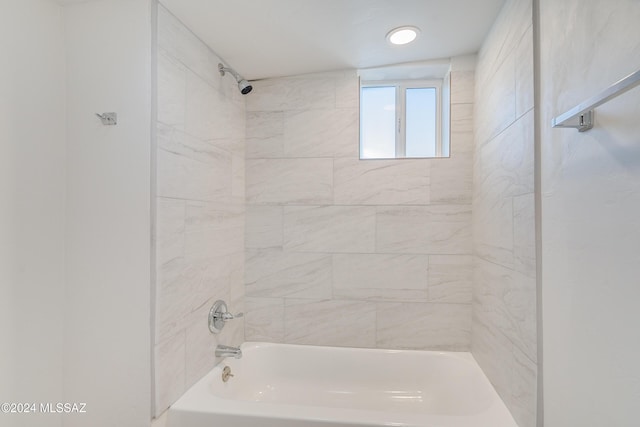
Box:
[96,112,117,125]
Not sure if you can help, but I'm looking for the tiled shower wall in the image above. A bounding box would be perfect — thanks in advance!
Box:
[244,58,476,350]
[471,0,537,426]
[153,5,245,416]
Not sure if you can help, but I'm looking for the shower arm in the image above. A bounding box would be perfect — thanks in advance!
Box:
[218,63,241,81]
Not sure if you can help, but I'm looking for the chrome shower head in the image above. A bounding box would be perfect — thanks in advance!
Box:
[219,63,253,95]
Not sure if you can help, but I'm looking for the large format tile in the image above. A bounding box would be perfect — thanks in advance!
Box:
[246,111,284,158]
[332,254,428,301]
[245,249,332,299]
[154,332,185,415]
[184,302,219,389]
[376,206,472,254]
[157,50,186,129]
[335,72,359,109]
[283,108,358,158]
[156,197,185,266]
[475,54,516,145]
[245,205,283,249]
[184,71,234,140]
[333,159,430,205]
[474,257,537,362]
[428,255,473,303]
[376,302,471,350]
[450,70,475,104]
[157,127,232,202]
[284,299,376,347]
[430,153,472,204]
[156,255,232,342]
[515,25,534,118]
[183,202,244,259]
[157,5,221,92]
[513,192,536,277]
[244,297,285,342]
[247,76,335,112]
[284,205,376,253]
[246,158,333,204]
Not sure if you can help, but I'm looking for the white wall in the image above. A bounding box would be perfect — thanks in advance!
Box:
[63,1,151,426]
[0,1,66,426]
[153,4,246,416]
[540,1,640,426]
[472,1,537,426]
[243,58,475,350]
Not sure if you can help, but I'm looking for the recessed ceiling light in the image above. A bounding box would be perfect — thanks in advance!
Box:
[386,26,420,45]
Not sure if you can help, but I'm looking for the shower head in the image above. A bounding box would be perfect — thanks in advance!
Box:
[218,63,253,95]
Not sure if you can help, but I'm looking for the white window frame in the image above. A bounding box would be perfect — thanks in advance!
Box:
[360,79,443,159]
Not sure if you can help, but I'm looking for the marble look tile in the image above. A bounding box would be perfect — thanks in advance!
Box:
[210,137,245,157]
[430,153,472,204]
[157,126,232,202]
[450,130,474,154]
[516,25,534,118]
[376,206,472,254]
[283,108,358,158]
[332,254,428,301]
[184,71,222,140]
[509,345,537,427]
[376,302,471,350]
[155,257,193,342]
[157,50,186,129]
[184,303,219,388]
[451,103,474,133]
[156,197,185,266]
[245,205,283,249]
[154,332,185,415]
[157,5,221,92]
[333,159,430,205]
[284,299,376,347]
[231,154,244,200]
[284,205,376,253]
[428,255,473,303]
[247,76,335,112]
[450,70,475,104]
[335,72,359,109]
[475,53,516,145]
[245,249,332,299]
[474,114,534,261]
[472,312,536,427]
[513,193,536,277]
[183,203,244,259]
[476,0,531,88]
[228,251,245,310]
[246,111,284,158]
[244,297,285,342]
[473,196,514,268]
[246,158,333,204]
[156,255,232,342]
[471,311,517,404]
[474,257,537,362]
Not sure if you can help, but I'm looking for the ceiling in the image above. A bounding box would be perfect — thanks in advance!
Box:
[160,0,506,80]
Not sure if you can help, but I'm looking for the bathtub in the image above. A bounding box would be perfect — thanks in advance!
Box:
[168,342,517,427]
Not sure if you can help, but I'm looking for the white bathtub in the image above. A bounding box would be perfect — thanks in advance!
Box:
[168,342,517,427]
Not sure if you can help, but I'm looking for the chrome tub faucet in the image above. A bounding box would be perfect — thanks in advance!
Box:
[215,344,242,359]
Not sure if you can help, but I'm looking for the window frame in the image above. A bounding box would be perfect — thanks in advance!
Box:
[360,79,443,159]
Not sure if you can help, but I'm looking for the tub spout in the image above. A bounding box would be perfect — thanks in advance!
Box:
[216,345,242,359]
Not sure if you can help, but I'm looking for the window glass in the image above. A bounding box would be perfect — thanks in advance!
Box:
[405,87,437,158]
[360,86,396,159]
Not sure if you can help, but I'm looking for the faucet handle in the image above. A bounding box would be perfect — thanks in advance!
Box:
[220,311,243,321]
[208,300,243,334]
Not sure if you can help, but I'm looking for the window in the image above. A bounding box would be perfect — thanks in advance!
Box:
[360,79,449,159]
